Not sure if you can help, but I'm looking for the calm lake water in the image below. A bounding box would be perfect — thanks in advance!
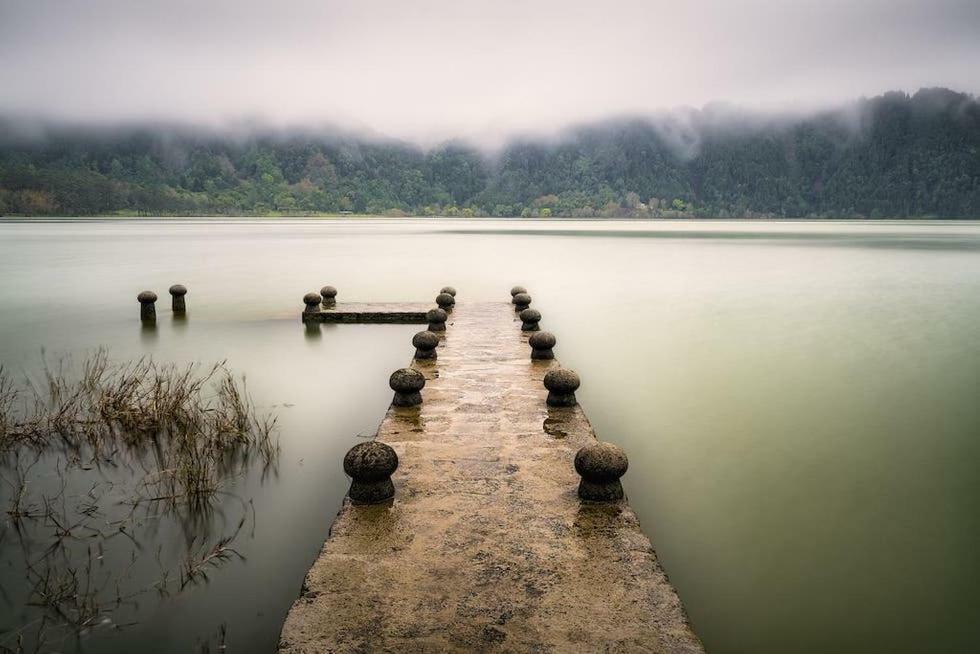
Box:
[0,218,978,653]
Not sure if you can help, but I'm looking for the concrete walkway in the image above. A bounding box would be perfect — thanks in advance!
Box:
[280,302,704,653]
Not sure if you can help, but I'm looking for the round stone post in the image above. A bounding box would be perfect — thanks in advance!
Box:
[436,292,455,312]
[413,331,439,360]
[513,292,531,312]
[528,331,556,360]
[426,308,448,332]
[169,284,187,313]
[440,286,457,297]
[574,442,628,502]
[390,368,425,407]
[320,285,338,307]
[344,441,399,504]
[544,368,579,407]
[510,286,527,298]
[137,291,157,323]
[519,308,541,331]
[303,292,322,317]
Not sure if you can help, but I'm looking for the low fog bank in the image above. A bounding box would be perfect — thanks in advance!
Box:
[0,88,977,219]
[2,0,978,144]
[2,87,976,157]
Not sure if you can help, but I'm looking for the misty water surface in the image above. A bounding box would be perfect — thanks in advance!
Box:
[0,218,978,653]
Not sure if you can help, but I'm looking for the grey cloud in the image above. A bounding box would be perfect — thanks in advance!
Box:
[0,0,977,145]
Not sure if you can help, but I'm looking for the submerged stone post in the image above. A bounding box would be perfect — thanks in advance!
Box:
[413,331,439,360]
[440,286,457,297]
[519,308,541,331]
[436,292,455,311]
[513,292,531,312]
[544,368,579,407]
[390,368,425,407]
[303,292,322,316]
[528,331,556,359]
[344,441,399,504]
[574,442,628,502]
[137,291,157,323]
[510,285,527,298]
[320,285,338,307]
[169,284,187,313]
[426,308,448,332]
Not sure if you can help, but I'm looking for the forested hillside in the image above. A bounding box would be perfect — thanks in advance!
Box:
[1,88,977,218]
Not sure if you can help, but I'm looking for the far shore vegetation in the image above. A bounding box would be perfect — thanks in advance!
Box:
[1,88,978,220]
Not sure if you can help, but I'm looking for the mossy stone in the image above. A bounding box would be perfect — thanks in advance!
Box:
[529,330,556,359]
[574,442,628,502]
[413,331,439,360]
[390,368,425,406]
[426,308,448,332]
[544,368,580,407]
[519,308,541,331]
[513,292,531,311]
[436,293,455,310]
[344,441,399,504]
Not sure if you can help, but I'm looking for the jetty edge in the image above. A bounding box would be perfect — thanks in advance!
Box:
[302,301,431,324]
[279,298,703,652]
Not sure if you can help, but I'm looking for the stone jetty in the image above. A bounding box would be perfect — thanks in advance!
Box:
[280,299,703,653]
[302,302,431,324]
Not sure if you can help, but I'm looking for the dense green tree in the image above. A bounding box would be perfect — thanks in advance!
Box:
[0,88,977,217]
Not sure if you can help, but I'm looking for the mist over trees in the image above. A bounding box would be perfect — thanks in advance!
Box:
[0,88,977,218]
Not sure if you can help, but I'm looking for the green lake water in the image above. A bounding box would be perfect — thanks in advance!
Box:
[0,218,978,652]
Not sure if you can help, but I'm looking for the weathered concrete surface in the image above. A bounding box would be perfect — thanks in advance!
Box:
[303,302,431,324]
[281,302,703,653]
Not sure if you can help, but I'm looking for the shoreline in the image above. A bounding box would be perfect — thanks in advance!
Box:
[2,214,979,222]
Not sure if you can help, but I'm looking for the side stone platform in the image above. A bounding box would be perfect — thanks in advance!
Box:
[280,302,703,653]
[303,302,431,324]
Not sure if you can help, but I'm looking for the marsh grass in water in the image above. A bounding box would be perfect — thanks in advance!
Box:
[0,351,279,653]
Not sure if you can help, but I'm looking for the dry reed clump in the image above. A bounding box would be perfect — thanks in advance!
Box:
[0,349,279,504]
[0,350,279,653]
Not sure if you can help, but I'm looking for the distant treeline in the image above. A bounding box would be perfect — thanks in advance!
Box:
[1,88,978,218]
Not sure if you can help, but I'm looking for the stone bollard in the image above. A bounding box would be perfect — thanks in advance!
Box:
[528,331,556,360]
[519,308,541,331]
[320,285,338,307]
[574,442,628,502]
[436,292,455,311]
[390,368,425,407]
[513,292,531,312]
[344,441,399,504]
[426,307,448,332]
[544,368,580,407]
[440,286,457,297]
[169,284,187,313]
[137,291,157,323]
[303,292,322,316]
[413,331,439,360]
[510,285,527,298]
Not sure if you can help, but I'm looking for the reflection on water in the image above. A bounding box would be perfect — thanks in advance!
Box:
[1,218,978,653]
[0,313,416,652]
[303,321,322,340]
[442,225,980,251]
[139,322,159,343]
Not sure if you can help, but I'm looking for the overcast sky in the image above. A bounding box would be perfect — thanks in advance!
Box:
[1,0,978,144]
